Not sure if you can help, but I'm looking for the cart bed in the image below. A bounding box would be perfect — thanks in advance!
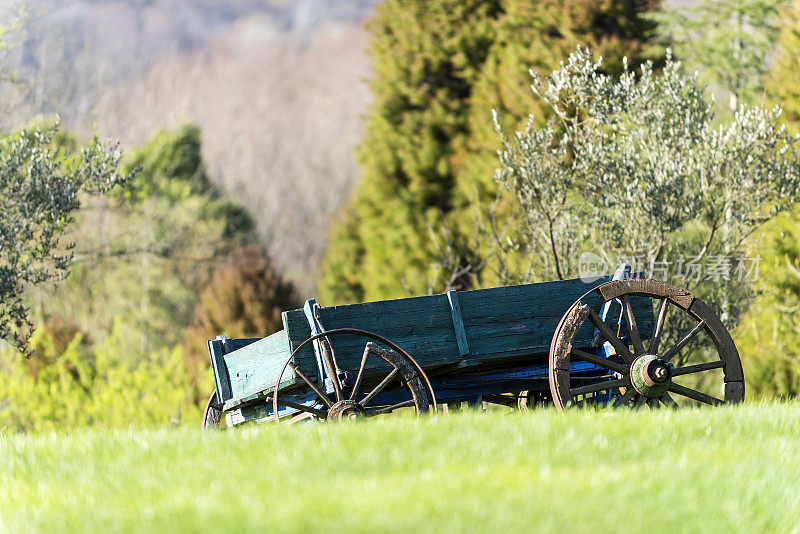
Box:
[209,275,654,411]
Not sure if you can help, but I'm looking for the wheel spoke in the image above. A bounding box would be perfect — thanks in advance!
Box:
[586,307,635,364]
[319,338,343,402]
[365,399,415,415]
[349,343,372,401]
[288,361,334,408]
[671,360,725,376]
[668,383,722,405]
[267,396,327,418]
[661,321,705,363]
[571,348,628,374]
[569,377,630,397]
[360,368,399,407]
[621,295,645,356]
[634,394,647,408]
[649,298,669,354]
[659,392,678,408]
[612,387,637,407]
[288,411,315,424]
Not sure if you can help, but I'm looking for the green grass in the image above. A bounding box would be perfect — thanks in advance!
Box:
[2,403,799,533]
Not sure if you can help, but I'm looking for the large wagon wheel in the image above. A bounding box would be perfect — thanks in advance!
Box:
[201,391,222,429]
[549,279,744,410]
[272,328,437,423]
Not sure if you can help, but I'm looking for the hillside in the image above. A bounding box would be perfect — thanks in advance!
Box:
[2,403,799,533]
[0,0,378,294]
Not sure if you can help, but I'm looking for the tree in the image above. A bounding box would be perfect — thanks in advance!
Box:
[492,48,800,323]
[183,245,297,381]
[650,0,784,112]
[319,0,502,304]
[319,0,659,305]
[734,0,800,398]
[0,123,130,353]
[735,212,800,397]
[33,124,255,358]
[767,0,800,132]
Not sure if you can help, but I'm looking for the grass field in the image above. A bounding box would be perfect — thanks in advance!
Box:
[2,402,799,533]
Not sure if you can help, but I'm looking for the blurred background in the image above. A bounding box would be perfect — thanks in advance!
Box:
[2,0,799,431]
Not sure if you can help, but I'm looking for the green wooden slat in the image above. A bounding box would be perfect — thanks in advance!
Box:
[207,339,232,402]
[458,277,654,362]
[286,292,462,375]
[225,330,316,400]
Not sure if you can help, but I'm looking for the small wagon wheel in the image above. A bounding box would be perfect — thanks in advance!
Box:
[201,390,222,429]
[549,279,744,410]
[272,328,437,423]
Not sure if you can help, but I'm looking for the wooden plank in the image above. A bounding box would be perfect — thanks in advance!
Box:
[457,276,654,363]
[285,292,462,376]
[207,339,232,403]
[447,290,470,357]
[303,298,328,381]
[223,329,307,402]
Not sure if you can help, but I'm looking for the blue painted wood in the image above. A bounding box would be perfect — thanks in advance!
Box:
[446,290,470,357]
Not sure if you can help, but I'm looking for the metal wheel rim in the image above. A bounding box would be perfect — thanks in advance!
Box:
[201,390,222,430]
[272,328,437,424]
[548,279,744,411]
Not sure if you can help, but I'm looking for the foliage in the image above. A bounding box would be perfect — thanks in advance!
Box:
[2,405,800,532]
[454,0,660,278]
[32,124,254,359]
[0,319,203,434]
[736,1,800,397]
[320,0,501,304]
[183,245,297,381]
[319,0,659,304]
[735,211,800,397]
[493,48,800,326]
[649,0,784,112]
[767,0,800,132]
[0,122,130,353]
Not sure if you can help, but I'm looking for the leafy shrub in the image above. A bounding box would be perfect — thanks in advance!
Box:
[0,318,203,434]
[735,210,800,398]
[0,122,131,353]
[183,245,298,384]
[35,124,255,359]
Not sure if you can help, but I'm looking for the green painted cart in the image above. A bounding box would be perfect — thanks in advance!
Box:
[202,268,744,428]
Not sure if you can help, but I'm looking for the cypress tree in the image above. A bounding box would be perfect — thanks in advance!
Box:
[320,0,658,304]
[320,0,501,303]
[767,0,800,132]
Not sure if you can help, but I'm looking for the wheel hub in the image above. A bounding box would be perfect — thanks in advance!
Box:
[327,400,366,421]
[630,355,672,397]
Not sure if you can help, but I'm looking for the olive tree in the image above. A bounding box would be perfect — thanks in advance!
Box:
[493,48,800,325]
[0,123,130,352]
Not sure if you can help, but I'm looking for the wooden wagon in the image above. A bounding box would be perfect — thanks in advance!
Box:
[202,266,744,428]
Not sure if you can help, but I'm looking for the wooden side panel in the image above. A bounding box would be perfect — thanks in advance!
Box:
[218,275,656,408]
[223,329,301,401]
[208,339,232,403]
[458,277,655,362]
[285,293,462,375]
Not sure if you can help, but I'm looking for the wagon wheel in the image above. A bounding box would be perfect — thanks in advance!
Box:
[272,328,437,423]
[201,390,222,429]
[549,279,744,410]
